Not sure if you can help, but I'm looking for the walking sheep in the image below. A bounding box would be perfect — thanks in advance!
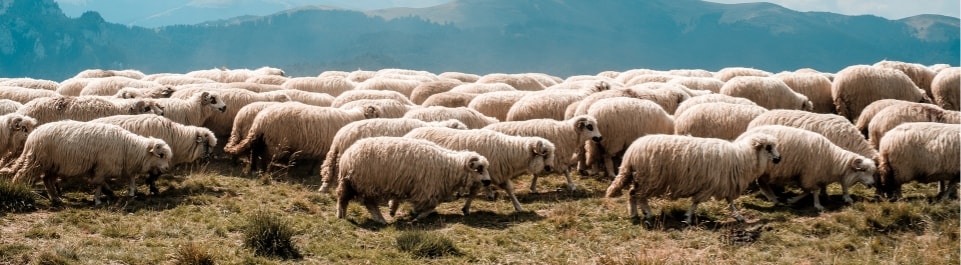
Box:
[583,98,674,178]
[867,103,960,148]
[405,127,556,212]
[674,102,768,140]
[421,92,478,108]
[281,76,356,97]
[409,79,462,105]
[0,86,60,104]
[774,72,835,113]
[153,91,228,127]
[467,91,533,122]
[17,96,164,125]
[0,78,59,91]
[171,87,290,137]
[832,65,931,121]
[331,89,414,107]
[742,125,876,210]
[673,94,758,117]
[0,99,23,115]
[720,76,813,111]
[748,110,878,161]
[335,137,492,224]
[8,120,172,205]
[877,122,960,201]
[403,106,499,129]
[605,133,781,225]
[714,67,772,82]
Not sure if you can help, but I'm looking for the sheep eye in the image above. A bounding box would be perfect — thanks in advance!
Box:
[159,153,165,158]
[765,145,772,151]
[476,166,484,173]
[210,98,218,104]
[586,124,594,131]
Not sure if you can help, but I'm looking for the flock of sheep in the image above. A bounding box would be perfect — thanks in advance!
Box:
[0,60,957,226]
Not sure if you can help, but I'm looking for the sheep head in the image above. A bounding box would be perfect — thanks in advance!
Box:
[748,133,781,164]
[529,139,556,173]
[845,157,877,188]
[363,105,381,119]
[573,115,602,143]
[201,91,227,112]
[146,138,173,175]
[465,155,492,187]
[131,100,164,116]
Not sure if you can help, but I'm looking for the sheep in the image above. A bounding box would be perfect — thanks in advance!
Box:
[673,94,758,117]
[90,115,217,194]
[318,71,349,78]
[335,137,492,224]
[0,78,59,91]
[604,133,781,225]
[354,77,422,98]
[112,86,176,99]
[57,78,94,96]
[317,118,468,193]
[0,86,60,104]
[582,98,674,178]
[0,113,37,165]
[404,127,556,212]
[597,70,620,79]
[854,99,936,138]
[568,86,689,118]
[615,69,662,84]
[223,103,380,176]
[467,90,532,122]
[375,69,439,82]
[713,67,773,82]
[637,82,710,98]
[624,74,676,86]
[526,73,563,87]
[421,92,478,108]
[748,110,878,161]
[831,65,931,121]
[742,125,877,210]
[262,90,334,107]
[78,76,172,97]
[409,79,463,105]
[225,82,283,93]
[720,76,813,111]
[666,76,724,93]
[438,72,481,83]
[666,69,714,78]
[17,96,164,125]
[867,104,960,149]
[346,70,377,83]
[508,91,592,121]
[449,82,515,94]
[72,69,145,79]
[774,72,835,113]
[153,91,228,127]
[245,75,288,86]
[877,122,960,201]
[484,115,603,193]
[674,102,768,140]
[874,60,937,98]
[281,76,356,97]
[171,87,290,137]
[477,73,547,91]
[7,120,172,205]
[338,99,414,119]
[403,106,498,129]
[930,67,959,111]
[331,89,414,107]
[152,75,216,86]
[0,99,22,115]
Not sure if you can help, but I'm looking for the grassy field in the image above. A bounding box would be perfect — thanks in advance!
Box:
[0,160,957,265]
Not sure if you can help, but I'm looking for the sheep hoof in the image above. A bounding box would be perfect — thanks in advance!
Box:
[529,189,539,194]
[461,207,470,216]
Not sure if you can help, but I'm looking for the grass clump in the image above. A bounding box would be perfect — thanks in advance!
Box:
[242,210,302,260]
[0,178,37,213]
[395,230,461,258]
[172,242,216,265]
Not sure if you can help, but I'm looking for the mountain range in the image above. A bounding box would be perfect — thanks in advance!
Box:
[1,0,958,81]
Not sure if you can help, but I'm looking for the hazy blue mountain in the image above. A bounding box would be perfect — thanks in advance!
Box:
[2,0,957,81]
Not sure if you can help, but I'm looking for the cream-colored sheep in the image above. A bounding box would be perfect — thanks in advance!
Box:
[171,87,290,137]
[867,104,960,148]
[262,89,334,107]
[467,90,532,122]
[666,76,725,94]
[331,89,414,107]
[0,86,60,104]
[748,110,878,161]
[225,82,283,93]
[605,133,781,225]
[245,75,288,86]
[614,69,661,84]
[151,75,216,86]
[831,65,931,121]
[477,73,547,91]
[57,78,93,96]
[421,92,478,108]
[583,98,674,178]
[449,82,515,94]
[78,76,171,97]
[354,76,422,98]
[281,76,356,97]
[720,76,813,111]
[17,96,164,125]
[438,72,481,83]
[0,113,37,166]
[409,79,463,105]
[337,99,414,119]
[154,91,227,127]
[674,102,768,140]
[713,67,772,82]
[877,122,960,200]
[0,99,22,115]
[742,125,876,210]
[774,72,834,113]
[666,69,714,78]
[335,137,491,224]
[0,78,59,91]
[346,70,377,83]
[403,106,498,129]
[874,60,937,98]
[854,99,934,138]
[930,67,959,111]
[673,94,758,117]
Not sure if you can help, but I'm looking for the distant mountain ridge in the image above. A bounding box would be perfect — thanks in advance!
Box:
[1,0,957,81]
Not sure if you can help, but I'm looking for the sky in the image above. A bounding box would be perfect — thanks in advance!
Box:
[53,0,960,28]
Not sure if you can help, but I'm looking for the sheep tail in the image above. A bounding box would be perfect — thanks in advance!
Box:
[223,131,261,156]
[318,149,340,193]
[605,169,634,198]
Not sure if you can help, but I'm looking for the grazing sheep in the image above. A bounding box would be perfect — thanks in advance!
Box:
[674,102,768,140]
[281,76,356,97]
[449,83,516,94]
[0,86,60,104]
[331,89,414,107]
[8,120,172,205]
[605,133,781,224]
[477,73,547,91]
[438,72,481,83]
[0,78,59,91]
[877,122,960,201]
[354,77,422,98]
[743,125,876,210]
[508,90,595,121]
[335,137,492,224]
[78,76,171,97]
[774,72,835,113]
[568,86,690,118]
[403,106,498,129]
[72,69,145,79]
[583,98,674,178]
[318,71,349,78]
[421,92,478,108]
[409,79,463,105]
[171,87,290,137]
[467,91,533,122]
[666,77,725,94]
[405,127,556,212]
[673,94,758,117]
[624,74,676,86]
[338,99,414,119]
[0,99,22,115]
[930,67,959,111]
[17,96,164,125]
[154,91,227,127]
[224,103,380,176]
[831,65,931,121]
[90,115,217,194]
[615,69,661,84]
[0,113,37,165]
[112,85,175,99]
[748,110,878,161]
[318,118,468,193]
[854,99,934,138]
[867,104,960,148]
[636,82,709,98]
[720,76,813,111]
[484,115,603,193]
[262,90,334,107]
[57,78,94,96]
[874,60,936,98]
[714,67,773,82]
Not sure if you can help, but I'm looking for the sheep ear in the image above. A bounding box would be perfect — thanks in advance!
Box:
[851,158,864,171]
[575,117,586,129]
[466,156,481,171]
[196,135,204,143]
[201,91,210,101]
[8,117,21,131]
[365,106,379,118]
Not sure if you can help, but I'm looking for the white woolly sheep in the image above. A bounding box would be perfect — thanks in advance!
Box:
[409,79,463,105]
[112,86,176,99]
[403,106,499,129]
[337,99,414,119]
[673,94,758,117]
[0,113,37,165]
[484,115,603,193]
[874,60,936,98]
[354,77,423,98]
[71,69,145,79]
[438,72,481,83]
[713,67,773,82]
[0,78,59,91]
[90,115,217,194]
[508,90,593,121]
[404,127,556,212]
[318,71,349,78]
[224,103,380,177]
[666,76,725,94]
[624,74,677,86]
[605,133,781,225]
[375,69,439,82]
[245,75,288,86]
[930,67,959,111]
[720,76,813,111]
[742,125,876,210]
[281,76,356,97]
[568,86,690,118]
[0,99,22,115]
[614,69,662,84]
[831,65,931,121]
[78,76,172,97]
[449,82,516,94]
[583,98,674,178]
[335,137,492,224]
[171,87,290,137]
[225,82,283,93]
[877,122,960,201]
[17,96,164,125]
[318,118,468,193]
[854,99,935,138]
[748,110,878,161]
[421,92,478,108]
[596,70,620,79]
[0,86,60,104]
[152,75,216,86]
[467,90,533,122]
[774,72,835,113]
[331,89,414,107]
[674,102,768,140]
[8,120,172,205]
[637,82,710,98]
[867,103,960,149]
[153,91,227,127]
[346,70,377,83]
[261,89,334,107]
[224,101,289,156]
[667,69,714,78]
[477,73,547,91]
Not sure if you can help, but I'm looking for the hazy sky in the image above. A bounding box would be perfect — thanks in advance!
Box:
[54,0,960,28]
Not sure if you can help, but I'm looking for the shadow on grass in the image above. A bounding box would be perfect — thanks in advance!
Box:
[349,210,546,231]
[516,186,606,204]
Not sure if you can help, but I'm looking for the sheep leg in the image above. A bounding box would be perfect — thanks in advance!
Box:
[335,184,355,219]
[841,183,854,204]
[410,204,437,223]
[563,170,576,191]
[937,180,959,201]
[388,199,400,217]
[683,202,699,225]
[42,176,63,206]
[603,155,617,180]
[811,188,826,211]
[127,176,138,197]
[529,173,540,194]
[501,181,525,212]
[727,199,745,223]
[756,178,781,204]
[363,199,387,225]
[462,182,482,215]
[146,171,161,195]
[787,192,809,205]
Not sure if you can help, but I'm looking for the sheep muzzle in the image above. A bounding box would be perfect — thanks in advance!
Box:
[481,179,492,186]
[771,156,781,164]
[592,136,602,142]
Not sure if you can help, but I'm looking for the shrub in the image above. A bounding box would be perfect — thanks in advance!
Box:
[242,211,301,260]
[172,242,215,265]
[395,230,460,258]
[0,178,37,212]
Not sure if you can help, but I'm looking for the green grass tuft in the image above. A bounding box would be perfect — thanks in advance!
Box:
[172,242,216,265]
[395,230,461,258]
[0,178,38,213]
[242,210,302,260]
